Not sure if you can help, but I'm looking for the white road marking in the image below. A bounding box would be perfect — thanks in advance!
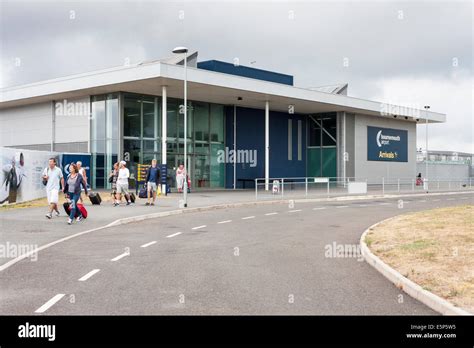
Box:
[265,212,278,216]
[419,200,427,203]
[460,197,469,200]
[166,232,182,238]
[336,206,349,208]
[358,204,368,207]
[111,252,129,262]
[140,241,157,248]
[312,207,326,210]
[379,203,390,205]
[288,209,302,213]
[447,198,455,201]
[35,294,65,313]
[242,216,255,220]
[192,225,207,230]
[433,199,441,202]
[78,269,100,281]
[217,220,232,224]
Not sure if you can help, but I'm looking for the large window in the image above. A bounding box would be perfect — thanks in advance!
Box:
[91,94,119,189]
[114,93,226,189]
[307,112,337,178]
[122,94,161,181]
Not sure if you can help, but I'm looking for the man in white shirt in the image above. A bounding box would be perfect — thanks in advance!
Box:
[115,160,131,206]
[42,158,65,219]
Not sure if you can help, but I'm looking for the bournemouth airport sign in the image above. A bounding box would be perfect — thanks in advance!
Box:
[367,126,408,162]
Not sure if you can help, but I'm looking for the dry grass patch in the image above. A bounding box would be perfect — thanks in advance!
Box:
[0,191,115,210]
[366,205,474,313]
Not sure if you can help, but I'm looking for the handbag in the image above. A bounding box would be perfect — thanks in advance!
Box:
[138,184,148,199]
[42,168,49,186]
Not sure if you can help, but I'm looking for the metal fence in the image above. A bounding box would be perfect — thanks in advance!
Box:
[254,177,473,200]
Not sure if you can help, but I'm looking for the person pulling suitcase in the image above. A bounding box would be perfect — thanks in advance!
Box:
[63,163,88,225]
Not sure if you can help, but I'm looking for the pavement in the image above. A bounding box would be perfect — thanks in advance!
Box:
[0,189,472,315]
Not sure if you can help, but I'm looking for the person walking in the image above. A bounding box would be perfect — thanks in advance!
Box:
[108,162,119,204]
[42,158,65,219]
[176,163,186,193]
[145,159,160,206]
[63,163,88,225]
[76,161,88,203]
[115,160,131,206]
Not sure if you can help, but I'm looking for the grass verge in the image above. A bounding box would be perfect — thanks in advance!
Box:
[366,205,473,313]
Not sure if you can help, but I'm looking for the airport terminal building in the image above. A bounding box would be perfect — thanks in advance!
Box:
[0,52,446,190]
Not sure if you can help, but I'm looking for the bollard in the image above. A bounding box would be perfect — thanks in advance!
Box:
[305,177,308,196]
[255,179,258,200]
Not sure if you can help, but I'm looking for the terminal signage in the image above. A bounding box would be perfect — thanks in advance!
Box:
[367,126,407,162]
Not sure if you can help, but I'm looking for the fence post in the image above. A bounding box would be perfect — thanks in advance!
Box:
[281,178,284,197]
[305,177,308,196]
[327,180,330,197]
[382,177,385,196]
[255,179,258,200]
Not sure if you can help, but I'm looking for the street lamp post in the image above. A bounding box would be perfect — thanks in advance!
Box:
[173,46,189,207]
[424,105,430,191]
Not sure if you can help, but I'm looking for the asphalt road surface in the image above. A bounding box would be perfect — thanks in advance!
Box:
[1,192,472,315]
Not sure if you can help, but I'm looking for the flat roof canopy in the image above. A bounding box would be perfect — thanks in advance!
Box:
[0,62,445,123]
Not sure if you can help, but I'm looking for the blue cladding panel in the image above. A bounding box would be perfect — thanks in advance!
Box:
[198,60,293,86]
[224,106,306,188]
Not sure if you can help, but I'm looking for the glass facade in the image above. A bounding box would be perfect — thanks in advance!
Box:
[91,92,225,189]
[307,112,337,178]
[90,94,119,189]
[123,94,161,179]
[164,98,225,189]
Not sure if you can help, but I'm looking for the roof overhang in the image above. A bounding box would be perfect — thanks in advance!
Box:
[0,62,446,123]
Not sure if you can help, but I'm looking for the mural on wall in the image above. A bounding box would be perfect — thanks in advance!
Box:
[0,148,62,204]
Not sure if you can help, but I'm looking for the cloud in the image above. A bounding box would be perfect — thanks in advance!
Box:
[371,70,473,153]
[0,0,472,152]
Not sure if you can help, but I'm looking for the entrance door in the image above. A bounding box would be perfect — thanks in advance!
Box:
[168,154,192,191]
[307,113,337,178]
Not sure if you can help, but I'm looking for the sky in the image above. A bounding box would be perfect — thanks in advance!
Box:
[1,0,472,153]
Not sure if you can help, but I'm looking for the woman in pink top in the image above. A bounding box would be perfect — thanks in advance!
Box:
[176,164,186,193]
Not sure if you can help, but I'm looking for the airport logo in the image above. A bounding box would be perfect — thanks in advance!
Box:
[217,147,257,167]
[376,130,401,148]
[18,322,56,341]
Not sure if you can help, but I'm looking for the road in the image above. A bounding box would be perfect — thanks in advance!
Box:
[0,192,472,315]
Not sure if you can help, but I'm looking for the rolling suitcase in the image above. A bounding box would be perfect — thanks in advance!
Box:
[88,192,102,205]
[63,201,88,218]
[129,192,136,203]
